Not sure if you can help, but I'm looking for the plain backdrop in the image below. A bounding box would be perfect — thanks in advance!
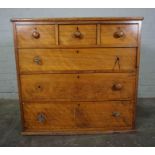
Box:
[0,8,155,99]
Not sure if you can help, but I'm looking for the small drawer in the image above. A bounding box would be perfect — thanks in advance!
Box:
[20,73,135,101]
[101,24,138,47]
[23,101,133,132]
[18,48,136,73]
[59,25,97,46]
[16,25,56,48]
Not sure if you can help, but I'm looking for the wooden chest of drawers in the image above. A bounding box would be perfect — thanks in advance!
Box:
[11,17,143,135]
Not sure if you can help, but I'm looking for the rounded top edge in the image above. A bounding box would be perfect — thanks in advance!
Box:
[10,17,144,22]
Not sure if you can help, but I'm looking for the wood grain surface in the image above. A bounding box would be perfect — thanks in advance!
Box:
[101,24,138,46]
[18,48,136,73]
[11,17,143,134]
[23,101,133,132]
[16,25,56,48]
[20,73,135,101]
[59,25,97,45]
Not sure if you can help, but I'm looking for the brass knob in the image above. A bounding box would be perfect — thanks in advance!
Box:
[112,112,121,117]
[113,83,122,91]
[32,29,40,39]
[114,30,124,38]
[73,27,83,39]
[33,56,42,65]
[37,113,46,123]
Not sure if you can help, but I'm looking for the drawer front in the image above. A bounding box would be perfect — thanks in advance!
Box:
[23,102,75,131]
[23,101,133,131]
[75,101,133,128]
[16,25,56,48]
[19,48,136,73]
[59,25,97,45]
[101,24,138,46]
[21,73,135,101]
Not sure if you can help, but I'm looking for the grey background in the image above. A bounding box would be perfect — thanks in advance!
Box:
[0,8,155,99]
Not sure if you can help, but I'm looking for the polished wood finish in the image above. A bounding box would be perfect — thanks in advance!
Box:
[21,73,135,101]
[23,102,75,131]
[16,25,56,48]
[75,101,133,128]
[101,24,138,46]
[23,101,133,132]
[11,17,144,22]
[18,48,136,73]
[59,25,97,45]
[11,17,143,135]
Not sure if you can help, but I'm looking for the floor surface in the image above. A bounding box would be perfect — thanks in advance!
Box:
[0,98,155,146]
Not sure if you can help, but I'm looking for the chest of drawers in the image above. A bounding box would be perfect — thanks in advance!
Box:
[11,17,143,135]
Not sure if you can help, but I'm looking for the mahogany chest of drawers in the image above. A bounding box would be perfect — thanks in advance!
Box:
[11,17,143,135]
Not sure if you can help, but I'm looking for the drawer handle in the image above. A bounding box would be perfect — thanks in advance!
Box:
[112,83,122,91]
[114,30,125,38]
[113,56,120,70]
[73,27,83,39]
[33,56,42,65]
[32,29,40,39]
[112,112,121,117]
[37,113,46,123]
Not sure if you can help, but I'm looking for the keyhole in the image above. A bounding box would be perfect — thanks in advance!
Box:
[76,50,79,54]
[116,56,120,61]
[77,75,80,79]
[35,84,43,92]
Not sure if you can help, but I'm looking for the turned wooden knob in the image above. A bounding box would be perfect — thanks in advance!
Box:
[74,31,82,38]
[32,29,40,39]
[73,27,83,39]
[114,30,124,38]
[113,83,122,90]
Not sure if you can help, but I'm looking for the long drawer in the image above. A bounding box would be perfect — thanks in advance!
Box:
[20,73,135,101]
[23,101,133,132]
[18,48,136,73]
